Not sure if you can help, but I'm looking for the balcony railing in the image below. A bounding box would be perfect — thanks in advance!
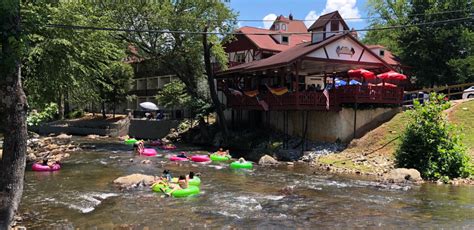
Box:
[224,85,403,111]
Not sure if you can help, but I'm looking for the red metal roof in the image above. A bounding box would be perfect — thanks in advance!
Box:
[222,34,344,74]
[238,26,310,52]
[366,45,400,66]
[220,33,394,75]
[269,15,308,33]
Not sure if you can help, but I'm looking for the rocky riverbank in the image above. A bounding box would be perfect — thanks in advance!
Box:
[26,132,81,164]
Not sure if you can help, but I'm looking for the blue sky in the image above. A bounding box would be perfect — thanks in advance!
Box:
[227,0,369,31]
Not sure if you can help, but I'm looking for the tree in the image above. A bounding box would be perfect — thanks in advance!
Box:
[97,62,133,118]
[104,0,236,138]
[0,0,28,228]
[396,93,472,180]
[364,0,473,86]
[22,1,126,118]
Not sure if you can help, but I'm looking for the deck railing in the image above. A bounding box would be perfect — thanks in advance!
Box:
[225,85,403,111]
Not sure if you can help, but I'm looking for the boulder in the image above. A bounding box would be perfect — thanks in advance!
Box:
[113,174,156,189]
[26,153,37,163]
[86,134,100,139]
[141,160,152,164]
[258,154,279,166]
[383,168,422,183]
[56,133,72,139]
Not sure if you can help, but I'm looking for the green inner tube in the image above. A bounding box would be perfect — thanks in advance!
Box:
[230,161,253,169]
[124,138,138,145]
[152,184,200,198]
[171,186,200,198]
[151,183,167,193]
[210,154,231,162]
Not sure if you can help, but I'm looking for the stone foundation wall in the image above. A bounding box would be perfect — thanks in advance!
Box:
[226,107,401,143]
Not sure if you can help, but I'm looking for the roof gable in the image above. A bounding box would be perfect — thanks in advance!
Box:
[220,33,394,75]
[307,11,350,31]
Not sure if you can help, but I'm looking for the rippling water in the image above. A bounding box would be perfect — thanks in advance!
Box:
[20,138,474,229]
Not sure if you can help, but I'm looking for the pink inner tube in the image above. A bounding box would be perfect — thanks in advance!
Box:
[141,148,157,156]
[191,155,210,162]
[162,145,176,150]
[170,155,188,161]
[32,163,61,172]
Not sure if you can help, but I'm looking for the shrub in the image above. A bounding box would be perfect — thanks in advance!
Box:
[27,103,59,126]
[66,109,85,119]
[396,93,472,180]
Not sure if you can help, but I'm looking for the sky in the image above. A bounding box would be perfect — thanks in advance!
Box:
[227,0,369,31]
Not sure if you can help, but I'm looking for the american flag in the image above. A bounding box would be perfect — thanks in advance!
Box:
[323,88,330,110]
[256,95,269,111]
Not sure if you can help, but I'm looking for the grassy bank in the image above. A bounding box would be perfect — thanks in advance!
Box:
[448,100,474,158]
[316,99,474,175]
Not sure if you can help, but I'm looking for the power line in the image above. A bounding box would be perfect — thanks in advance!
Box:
[232,9,474,22]
[45,16,473,35]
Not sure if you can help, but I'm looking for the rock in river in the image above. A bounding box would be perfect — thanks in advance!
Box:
[258,155,279,166]
[113,174,156,189]
[383,168,422,183]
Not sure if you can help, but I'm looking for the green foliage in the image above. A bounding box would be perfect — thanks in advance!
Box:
[97,62,134,106]
[66,109,84,119]
[157,80,213,119]
[22,1,126,110]
[103,0,237,101]
[364,0,473,86]
[396,93,472,180]
[156,80,191,109]
[27,103,58,126]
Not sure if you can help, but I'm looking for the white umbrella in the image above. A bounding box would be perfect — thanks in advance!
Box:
[139,102,159,111]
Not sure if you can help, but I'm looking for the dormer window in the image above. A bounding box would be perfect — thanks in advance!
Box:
[379,50,385,56]
[282,24,287,31]
[331,20,339,31]
[282,36,289,43]
[275,24,280,30]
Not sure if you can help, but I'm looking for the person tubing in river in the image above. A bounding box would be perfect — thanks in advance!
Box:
[134,140,145,155]
[176,151,187,159]
[164,175,188,196]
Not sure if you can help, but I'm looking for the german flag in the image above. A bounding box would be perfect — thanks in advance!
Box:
[266,84,288,96]
[243,90,259,97]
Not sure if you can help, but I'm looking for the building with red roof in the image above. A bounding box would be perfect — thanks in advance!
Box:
[223,14,310,67]
[217,11,405,143]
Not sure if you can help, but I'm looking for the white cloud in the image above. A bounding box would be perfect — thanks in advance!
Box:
[262,13,277,29]
[304,10,319,28]
[322,0,361,20]
[305,0,361,28]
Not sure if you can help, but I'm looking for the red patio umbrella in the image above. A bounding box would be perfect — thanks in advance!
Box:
[348,68,376,80]
[377,71,407,80]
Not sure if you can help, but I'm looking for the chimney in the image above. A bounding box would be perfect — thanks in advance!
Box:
[350,28,358,39]
[289,13,293,20]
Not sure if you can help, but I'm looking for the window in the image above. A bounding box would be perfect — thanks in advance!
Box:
[275,24,280,30]
[331,20,339,31]
[282,24,287,31]
[282,36,289,43]
[235,53,245,63]
[379,49,385,56]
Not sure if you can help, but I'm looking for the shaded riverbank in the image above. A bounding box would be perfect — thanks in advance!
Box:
[18,137,474,228]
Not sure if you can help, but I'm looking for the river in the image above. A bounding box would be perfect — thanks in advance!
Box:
[20,138,474,229]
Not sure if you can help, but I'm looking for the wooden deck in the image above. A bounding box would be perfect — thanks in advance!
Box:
[225,85,403,111]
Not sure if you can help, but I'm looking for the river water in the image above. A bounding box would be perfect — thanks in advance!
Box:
[20,138,474,229]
